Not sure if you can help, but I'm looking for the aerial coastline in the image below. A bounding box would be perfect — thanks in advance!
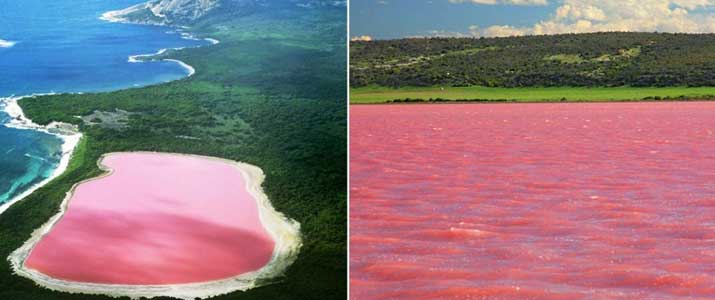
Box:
[128,48,197,77]
[125,31,219,77]
[3,2,304,299]
[0,4,217,215]
[0,96,81,215]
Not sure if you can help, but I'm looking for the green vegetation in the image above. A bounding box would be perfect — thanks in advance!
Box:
[350,32,715,88]
[351,85,715,104]
[0,2,346,300]
[544,54,585,64]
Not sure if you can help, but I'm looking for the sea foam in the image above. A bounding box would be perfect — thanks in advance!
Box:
[0,39,16,48]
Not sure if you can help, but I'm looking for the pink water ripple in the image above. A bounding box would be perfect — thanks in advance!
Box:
[26,152,275,285]
[351,102,715,300]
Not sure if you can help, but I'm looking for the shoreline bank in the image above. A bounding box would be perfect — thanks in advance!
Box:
[127,48,196,77]
[102,10,220,79]
[0,96,82,215]
[9,152,302,300]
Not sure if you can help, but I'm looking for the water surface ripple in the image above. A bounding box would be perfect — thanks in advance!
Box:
[350,102,715,300]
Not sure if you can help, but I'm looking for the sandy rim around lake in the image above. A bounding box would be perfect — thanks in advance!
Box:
[8,152,303,300]
[0,95,82,215]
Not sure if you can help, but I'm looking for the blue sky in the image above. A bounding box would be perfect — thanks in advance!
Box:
[351,0,715,40]
[351,0,556,39]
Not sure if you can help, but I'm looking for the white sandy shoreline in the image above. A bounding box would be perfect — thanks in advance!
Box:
[126,30,217,77]
[0,96,82,215]
[103,11,220,78]
[165,58,196,76]
[9,152,302,300]
[129,46,197,77]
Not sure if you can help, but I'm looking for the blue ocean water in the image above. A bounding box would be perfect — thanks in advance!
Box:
[0,0,206,205]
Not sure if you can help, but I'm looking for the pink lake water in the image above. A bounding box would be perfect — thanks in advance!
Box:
[350,103,715,300]
[26,152,275,285]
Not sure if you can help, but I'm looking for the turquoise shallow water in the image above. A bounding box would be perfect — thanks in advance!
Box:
[0,108,62,204]
[0,0,206,205]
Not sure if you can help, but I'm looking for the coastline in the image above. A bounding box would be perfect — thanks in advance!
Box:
[165,59,196,76]
[128,48,168,62]
[0,10,221,215]
[127,48,195,77]
[9,152,302,300]
[125,36,214,77]
[0,96,82,215]
[102,9,220,78]
[4,8,281,299]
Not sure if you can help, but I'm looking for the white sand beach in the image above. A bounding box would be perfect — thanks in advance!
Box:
[0,96,82,215]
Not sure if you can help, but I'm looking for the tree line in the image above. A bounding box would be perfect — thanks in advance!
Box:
[351,32,715,88]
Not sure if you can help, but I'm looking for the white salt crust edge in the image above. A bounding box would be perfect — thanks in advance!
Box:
[9,152,303,300]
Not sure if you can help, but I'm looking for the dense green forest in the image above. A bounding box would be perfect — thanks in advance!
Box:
[351,32,715,88]
[0,1,346,300]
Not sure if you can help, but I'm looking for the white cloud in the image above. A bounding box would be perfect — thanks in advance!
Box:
[351,35,374,41]
[423,30,472,37]
[448,0,548,5]
[470,25,525,36]
[0,39,16,48]
[470,0,715,37]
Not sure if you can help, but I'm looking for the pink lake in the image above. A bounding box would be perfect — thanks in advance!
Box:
[351,103,715,300]
[25,152,275,285]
